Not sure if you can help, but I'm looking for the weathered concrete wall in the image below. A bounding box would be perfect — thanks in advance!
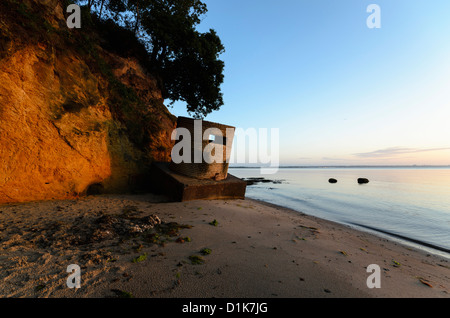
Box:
[169,117,235,181]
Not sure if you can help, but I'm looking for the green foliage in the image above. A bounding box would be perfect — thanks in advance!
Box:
[200,248,212,255]
[111,289,134,298]
[189,255,205,265]
[140,0,225,118]
[77,0,225,118]
[92,47,162,148]
[132,253,148,263]
[392,260,401,267]
[2,0,56,44]
[161,28,225,118]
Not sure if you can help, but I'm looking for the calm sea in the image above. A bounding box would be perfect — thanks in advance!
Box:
[229,167,450,259]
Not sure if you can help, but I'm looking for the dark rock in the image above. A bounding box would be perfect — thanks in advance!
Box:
[243,177,284,186]
[328,178,338,184]
[358,178,370,184]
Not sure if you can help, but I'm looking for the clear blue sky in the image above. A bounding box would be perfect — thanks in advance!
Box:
[169,0,450,166]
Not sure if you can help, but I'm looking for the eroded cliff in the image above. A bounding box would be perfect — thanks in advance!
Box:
[0,0,176,203]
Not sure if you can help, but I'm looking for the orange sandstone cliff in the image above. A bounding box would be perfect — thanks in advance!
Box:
[0,0,176,203]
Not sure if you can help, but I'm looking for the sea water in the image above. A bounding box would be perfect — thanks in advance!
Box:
[229,167,450,259]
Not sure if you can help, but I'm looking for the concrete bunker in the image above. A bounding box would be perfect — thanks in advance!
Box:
[150,117,246,202]
[169,117,235,181]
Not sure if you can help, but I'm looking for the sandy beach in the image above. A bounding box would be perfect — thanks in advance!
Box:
[0,194,448,298]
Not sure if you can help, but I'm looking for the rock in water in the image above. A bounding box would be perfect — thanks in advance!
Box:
[358,178,370,184]
[328,178,338,184]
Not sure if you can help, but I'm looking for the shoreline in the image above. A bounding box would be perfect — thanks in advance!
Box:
[0,194,449,298]
[251,198,450,260]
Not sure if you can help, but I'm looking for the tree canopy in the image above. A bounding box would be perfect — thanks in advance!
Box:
[78,0,225,118]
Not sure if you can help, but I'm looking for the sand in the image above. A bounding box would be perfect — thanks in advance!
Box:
[0,194,449,298]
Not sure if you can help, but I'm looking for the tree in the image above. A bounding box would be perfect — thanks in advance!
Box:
[137,0,225,118]
[78,0,225,118]
[162,29,225,118]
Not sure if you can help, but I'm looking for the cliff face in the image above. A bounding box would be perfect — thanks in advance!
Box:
[0,0,176,204]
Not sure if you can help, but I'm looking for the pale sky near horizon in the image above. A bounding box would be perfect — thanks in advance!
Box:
[169,0,450,166]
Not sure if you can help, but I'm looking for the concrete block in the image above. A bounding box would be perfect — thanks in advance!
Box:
[150,163,247,202]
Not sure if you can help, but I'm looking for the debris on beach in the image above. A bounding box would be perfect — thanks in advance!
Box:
[209,219,219,227]
[71,212,162,246]
[419,278,433,288]
[189,255,205,265]
[132,253,148,263]
[200,248,212,255]
[392,260,402,268]
[111,289,134,298]
[0,206,196,253]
